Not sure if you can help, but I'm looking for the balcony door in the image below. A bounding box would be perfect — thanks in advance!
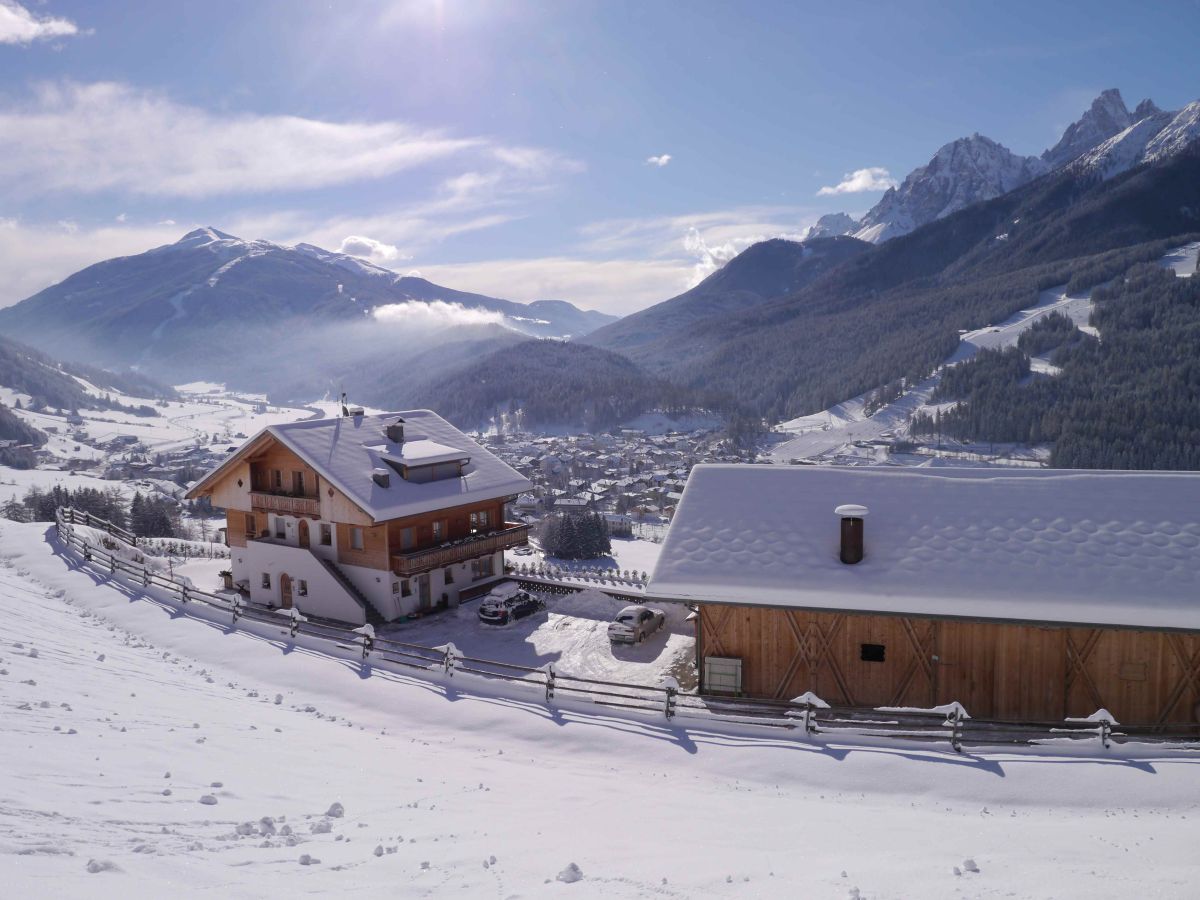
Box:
[298,519,310,549]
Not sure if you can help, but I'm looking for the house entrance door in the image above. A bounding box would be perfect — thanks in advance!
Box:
[298,520,310,549]
[280,573,293,609]
[417,574,431,611]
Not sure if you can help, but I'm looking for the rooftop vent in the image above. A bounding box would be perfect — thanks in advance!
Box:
[834,503,868,565]
[385,418,406,444]
[372,467,391,488]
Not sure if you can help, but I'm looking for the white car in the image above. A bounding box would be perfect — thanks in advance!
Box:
[608,605,666,644]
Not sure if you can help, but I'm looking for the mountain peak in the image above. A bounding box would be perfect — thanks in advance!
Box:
[1042,89,1135,169]
[854,133,1043,243]
[177,226,242,245]
[1134,98,1163,119]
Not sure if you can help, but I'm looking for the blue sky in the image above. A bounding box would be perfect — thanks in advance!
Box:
[1,0,1199,313]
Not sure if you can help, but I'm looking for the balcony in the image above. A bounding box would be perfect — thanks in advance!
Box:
[250,491,320,517]
[392,523,530,576]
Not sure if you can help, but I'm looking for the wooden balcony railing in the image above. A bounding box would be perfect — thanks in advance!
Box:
[250,491,320,517]
[392,523,530,576]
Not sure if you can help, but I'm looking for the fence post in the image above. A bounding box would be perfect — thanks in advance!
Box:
[544,663,556,704]
[951,706,965,753]
[231,596,241,624]
[787,692,830,736]
[142,566,151,589]
[354,624,375,658]
[180,585,189,605]
[661,675,679,720]
[436,642,459,677]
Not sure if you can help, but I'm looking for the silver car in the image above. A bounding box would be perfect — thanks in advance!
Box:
[608,605,666,644]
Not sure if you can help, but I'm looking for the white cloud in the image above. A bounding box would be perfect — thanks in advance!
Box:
[413,256,697,317]
[115,212,127,223]
[0,1,79,44]
[372,300,508,330]
[645,154,672,167]
[817,166,898,196]
[339,235,403,263]
[0,81,577,200]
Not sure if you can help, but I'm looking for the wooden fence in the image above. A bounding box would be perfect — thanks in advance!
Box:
[53,507,1200,751]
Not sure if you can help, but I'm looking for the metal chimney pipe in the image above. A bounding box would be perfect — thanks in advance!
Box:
[834,504,869,564]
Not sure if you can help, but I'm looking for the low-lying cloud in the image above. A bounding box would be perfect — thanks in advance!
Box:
[372,300,510,330]
[0,1,79,44]
[817,166,897,195]
[340,235,402,263]
[645,154,672,167]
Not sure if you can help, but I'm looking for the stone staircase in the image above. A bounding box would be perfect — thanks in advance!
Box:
[318,557,386,626]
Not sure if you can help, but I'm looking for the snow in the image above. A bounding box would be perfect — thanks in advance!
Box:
[647,465,1200,631]
[769,278,1098,465]
[1,520,1199,897]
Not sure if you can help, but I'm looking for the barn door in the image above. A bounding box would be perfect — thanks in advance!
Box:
[280,573,293,609]
[298,519,310,549]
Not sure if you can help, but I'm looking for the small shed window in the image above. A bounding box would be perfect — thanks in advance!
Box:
[261,573,271,589]
[320,524,332,546]
[298,580,308,597]
[860,643,886,663]
[351,527,364,550]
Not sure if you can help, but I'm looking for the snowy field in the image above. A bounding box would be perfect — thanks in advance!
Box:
[2,519,1199,898]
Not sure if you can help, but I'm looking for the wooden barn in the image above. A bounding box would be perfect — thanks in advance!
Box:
[646,466,1200,727]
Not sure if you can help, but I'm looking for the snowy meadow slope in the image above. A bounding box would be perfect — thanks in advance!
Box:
[1,520,1198,899]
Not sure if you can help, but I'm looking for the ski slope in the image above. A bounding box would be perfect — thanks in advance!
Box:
[2,520,1199,898]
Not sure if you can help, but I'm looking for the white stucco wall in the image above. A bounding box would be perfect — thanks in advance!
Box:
[235,538,367,626]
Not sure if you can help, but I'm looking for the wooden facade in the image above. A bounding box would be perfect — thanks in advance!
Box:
[214,435,516,572]
[697,604,1200,726]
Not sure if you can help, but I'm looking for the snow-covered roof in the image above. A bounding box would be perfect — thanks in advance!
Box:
[646,465,1200,631]
[191,410,530,523]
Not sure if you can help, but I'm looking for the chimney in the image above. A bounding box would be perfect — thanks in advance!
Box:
[385,418,406,444]
[372,467,391,488]
[834,504,868,564]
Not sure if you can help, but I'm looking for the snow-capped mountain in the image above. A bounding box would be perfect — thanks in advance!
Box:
[1071,100,1200,181]
[801,212,860,240]
[838,90,1191,245]
[852,134,1046,243]
[0,228,616,378]
[1041,88,1142,169]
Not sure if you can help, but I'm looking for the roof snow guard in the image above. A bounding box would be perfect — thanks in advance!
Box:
[647,465,1200,631]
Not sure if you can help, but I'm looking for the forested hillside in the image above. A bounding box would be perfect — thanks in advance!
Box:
[914,264,1200,468]
[0,336,171,414]
[414,339,713,431]
[620,147,1200,422]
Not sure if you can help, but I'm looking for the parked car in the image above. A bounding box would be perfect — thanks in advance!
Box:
[511,546,534,556]
[608,605,666,644]
[478,585,544,625]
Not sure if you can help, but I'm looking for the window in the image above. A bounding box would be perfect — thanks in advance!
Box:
[432,520,446,542]
[320,524,332,546]
[471,557,494,580]
[469,509,490,530]
[401,580,412,597]
[399,526,415,550]
[351,527,364,550]
[275,517,286,539]
[272,469,282,490]
[261,573,271,589]
[244,513,255,536]
[293,471,305,495]
[860,643,886,663]
[298,580,308,597]
[392,581,400,595]
[444,566,455,585]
